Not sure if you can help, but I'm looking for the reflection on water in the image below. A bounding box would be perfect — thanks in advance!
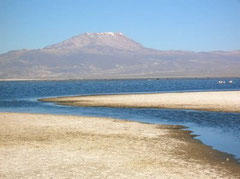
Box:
[0,78,240,159]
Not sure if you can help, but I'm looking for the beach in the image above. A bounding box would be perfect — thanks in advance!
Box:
[41,91,240,113]
[0,112,240,178]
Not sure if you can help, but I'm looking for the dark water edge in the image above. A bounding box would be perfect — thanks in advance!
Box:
[0,78,240,159]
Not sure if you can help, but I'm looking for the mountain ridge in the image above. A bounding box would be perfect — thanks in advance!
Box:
[0,32,240,79]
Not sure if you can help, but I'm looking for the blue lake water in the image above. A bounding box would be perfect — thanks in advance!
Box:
[0,78,240,159]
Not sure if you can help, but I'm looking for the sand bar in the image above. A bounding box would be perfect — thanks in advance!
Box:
[0,112,240,178]
[41,91,240,112]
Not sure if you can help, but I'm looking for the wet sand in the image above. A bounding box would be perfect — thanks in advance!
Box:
[0,112,240,178]
[41,91,240,113]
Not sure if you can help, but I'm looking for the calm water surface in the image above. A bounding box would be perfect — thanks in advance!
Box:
[0,78,240,159]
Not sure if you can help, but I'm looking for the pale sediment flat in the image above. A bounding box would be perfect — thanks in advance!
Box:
[41,91,240,113]
[0,113,240,178]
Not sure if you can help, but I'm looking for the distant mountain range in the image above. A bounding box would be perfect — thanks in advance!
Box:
[1,32,240,79]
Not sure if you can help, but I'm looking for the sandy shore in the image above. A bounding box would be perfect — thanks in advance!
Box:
[0,112,240,178]
[41,91,240,113]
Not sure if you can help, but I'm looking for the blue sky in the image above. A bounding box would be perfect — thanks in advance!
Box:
[0,0,240,53]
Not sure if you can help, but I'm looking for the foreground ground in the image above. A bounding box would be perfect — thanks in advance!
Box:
[0,113,239,178]
[41,91,240,113]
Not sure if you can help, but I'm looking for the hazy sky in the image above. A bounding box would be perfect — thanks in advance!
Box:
[1,0,240,53]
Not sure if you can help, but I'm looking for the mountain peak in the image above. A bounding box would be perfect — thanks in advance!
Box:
[44,32,143,51]
[85,32,124,36]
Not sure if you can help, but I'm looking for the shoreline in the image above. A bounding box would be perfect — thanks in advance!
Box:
[0,76,239,82]
[40,91,240,113]
[0,112,240,178]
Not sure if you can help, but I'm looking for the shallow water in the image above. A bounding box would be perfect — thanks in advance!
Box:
[0,78,240,159]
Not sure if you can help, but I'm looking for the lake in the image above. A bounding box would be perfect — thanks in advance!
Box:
[0,78,240,159]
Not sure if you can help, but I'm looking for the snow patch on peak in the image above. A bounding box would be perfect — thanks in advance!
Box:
[101,32,115,36]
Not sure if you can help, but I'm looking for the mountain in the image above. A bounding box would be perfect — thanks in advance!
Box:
[44,32,143,51]
[0,32,240,79]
